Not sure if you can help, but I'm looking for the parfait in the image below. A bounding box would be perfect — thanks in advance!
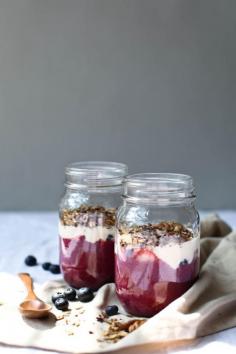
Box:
[58,161,127,290]
[115,173,200,317]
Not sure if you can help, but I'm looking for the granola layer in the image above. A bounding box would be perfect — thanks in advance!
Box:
[60,205,116,228]
[59,205,116,242]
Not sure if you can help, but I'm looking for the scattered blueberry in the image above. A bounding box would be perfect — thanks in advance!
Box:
[127,249,134,257]
[54,297,69,311]
[105,305,119,317]
[51,292,65,304]
[49,264,61,274]
[107,234,114,241]
[64,287,77,301]
[42,262,51,271]
[24,255,37,266]
[77,287,94,302]
[180,259,188,266]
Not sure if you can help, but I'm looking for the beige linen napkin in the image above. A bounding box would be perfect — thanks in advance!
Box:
[0,215,236,353]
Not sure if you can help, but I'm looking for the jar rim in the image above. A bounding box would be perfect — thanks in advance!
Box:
[126,173,193,188]
[65,161,128,188]
[124,173,196,204]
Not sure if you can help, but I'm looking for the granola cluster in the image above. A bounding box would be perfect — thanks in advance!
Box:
[119,221,193,247]
[97,313,146,343]
[60,205,116,228]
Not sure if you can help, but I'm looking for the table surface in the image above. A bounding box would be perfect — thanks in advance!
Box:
[0,211,236,354]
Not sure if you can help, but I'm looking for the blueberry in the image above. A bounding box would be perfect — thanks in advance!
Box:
[42,262,51,271]
[107,234,114,241]
[64,287,77,301]
[24,255,37,266]
[54,297,69,311]
[49,264,61,274]
[180,259,188,266]
[77,287,94,302]
[127,249,134,257]
[105,305,119,317]
[51,292,65,304]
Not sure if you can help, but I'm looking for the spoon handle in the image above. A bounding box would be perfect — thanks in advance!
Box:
[18,273,38,301]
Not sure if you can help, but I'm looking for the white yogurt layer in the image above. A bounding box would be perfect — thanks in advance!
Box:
[116,233,200,269]
[154,236,199,268]
[59,223,116,243]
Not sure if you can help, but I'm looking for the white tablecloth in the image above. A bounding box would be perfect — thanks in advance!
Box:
[0,211,236,354]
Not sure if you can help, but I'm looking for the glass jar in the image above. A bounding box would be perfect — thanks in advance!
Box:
[59,161,128,290]
[115,173,200,317]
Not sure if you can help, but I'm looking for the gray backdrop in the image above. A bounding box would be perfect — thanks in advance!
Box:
[0,0,235,210]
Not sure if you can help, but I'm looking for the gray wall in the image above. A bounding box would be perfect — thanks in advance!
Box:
[0,0,235,210]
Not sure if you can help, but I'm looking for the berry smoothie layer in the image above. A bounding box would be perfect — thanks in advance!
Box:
[115,222,200,317]
[59,205,116,290]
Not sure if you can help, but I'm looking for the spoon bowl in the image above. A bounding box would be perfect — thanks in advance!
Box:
[19,299,52,319]
[18,273,51,319]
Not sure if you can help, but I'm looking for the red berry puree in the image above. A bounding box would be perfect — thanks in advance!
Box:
[60,236,114,290]
[115,222,200,317]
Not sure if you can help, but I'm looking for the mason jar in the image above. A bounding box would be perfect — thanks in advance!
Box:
[59,161,128,290]
[115,173,200,317]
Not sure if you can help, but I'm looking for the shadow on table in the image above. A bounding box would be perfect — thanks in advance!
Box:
[23,312,57,330]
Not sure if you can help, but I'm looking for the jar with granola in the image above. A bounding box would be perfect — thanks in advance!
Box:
[59,161,127,290]
[115,173,200,317]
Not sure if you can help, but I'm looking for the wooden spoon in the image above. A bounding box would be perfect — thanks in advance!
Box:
[18,272,51,319]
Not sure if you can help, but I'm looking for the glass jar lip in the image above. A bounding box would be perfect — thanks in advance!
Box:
[126,173,193,188]
[65,161,128,189]
[124,173,196,204]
